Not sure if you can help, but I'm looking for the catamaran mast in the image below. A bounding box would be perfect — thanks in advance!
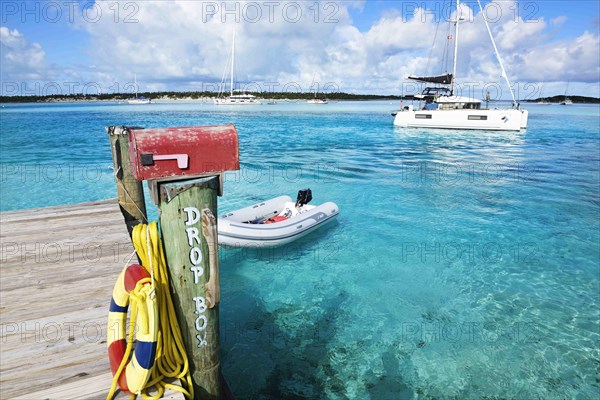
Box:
[450,0,460,96]
[230,30,235,97]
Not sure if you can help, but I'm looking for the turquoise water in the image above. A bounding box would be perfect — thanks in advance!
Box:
[1,101,599,398]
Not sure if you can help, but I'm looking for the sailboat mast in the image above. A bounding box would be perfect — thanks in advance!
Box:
[451,0,460,96]
[230,30,235,97]
[134,73,138,98]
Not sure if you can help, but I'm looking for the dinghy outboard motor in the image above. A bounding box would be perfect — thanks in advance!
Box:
[295,188,312,208]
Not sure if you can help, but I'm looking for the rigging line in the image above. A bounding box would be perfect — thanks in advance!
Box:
[476,0,517,105]
[218,33,232,97]
[218,54,230,97]
[231,29,236,95]
[113,166,148,224]
[443,19,452,74]
[425,12,442,77]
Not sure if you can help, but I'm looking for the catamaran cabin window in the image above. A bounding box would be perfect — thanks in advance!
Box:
[468,115,488,120]
[415,114,432,119]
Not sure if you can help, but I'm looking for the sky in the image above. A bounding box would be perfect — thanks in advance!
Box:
[1,0,599,99]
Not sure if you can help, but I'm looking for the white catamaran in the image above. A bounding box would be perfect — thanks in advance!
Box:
[393,0,528,131]
[127,74,151,105]
[215,31,261,105]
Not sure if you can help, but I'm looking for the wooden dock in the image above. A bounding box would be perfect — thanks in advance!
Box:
[0,199,184,399]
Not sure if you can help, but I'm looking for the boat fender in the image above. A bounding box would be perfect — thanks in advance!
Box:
[107,264,158,394]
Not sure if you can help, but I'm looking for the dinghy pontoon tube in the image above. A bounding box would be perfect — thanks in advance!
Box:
[218,190,339,247]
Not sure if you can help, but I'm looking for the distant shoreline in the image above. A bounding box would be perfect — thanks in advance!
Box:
[0,92,403,104]
[1,92,598,104]
[525,95,600,104]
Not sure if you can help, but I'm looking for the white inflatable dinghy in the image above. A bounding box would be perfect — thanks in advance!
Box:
[218,189,339,247]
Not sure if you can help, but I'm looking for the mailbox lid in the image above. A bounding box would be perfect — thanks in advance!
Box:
[128,124,239,181]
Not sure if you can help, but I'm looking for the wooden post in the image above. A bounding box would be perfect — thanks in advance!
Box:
[106,126,147,236]
[158,176,222,399]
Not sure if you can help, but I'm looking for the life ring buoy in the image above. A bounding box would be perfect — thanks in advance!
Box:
[107,264,159,394]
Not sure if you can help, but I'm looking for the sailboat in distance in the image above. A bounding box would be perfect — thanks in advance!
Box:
[127,74,151,104]
[560,81,573,105]
[215,30,260,105]
[307,95,328,105]
[307,74,328,104]
[393,0,528,131]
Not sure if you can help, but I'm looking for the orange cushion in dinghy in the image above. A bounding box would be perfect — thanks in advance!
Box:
[265,216,288,224]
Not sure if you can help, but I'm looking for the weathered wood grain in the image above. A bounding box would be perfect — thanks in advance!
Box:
[0,200,183,400]
[107,126,147,236]
[159,177,222,399]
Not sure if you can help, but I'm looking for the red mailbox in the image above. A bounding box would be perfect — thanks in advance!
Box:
[128,124,239,181]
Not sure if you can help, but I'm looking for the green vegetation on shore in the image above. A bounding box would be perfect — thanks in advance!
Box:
[2,92,597,104]
[526,95,599,104]
[0,91,406,103]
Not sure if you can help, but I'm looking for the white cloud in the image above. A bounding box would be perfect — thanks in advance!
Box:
[2,1,599,97]
[407,1,599,94]
[0,27,48,81]
[73,1,352,92]
[550,16,567,27]
[513,31,600,82]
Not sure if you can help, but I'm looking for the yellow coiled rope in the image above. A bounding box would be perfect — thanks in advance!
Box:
[133,222,194,400]
[107,222,194,400]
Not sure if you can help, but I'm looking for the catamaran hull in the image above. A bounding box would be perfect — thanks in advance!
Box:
[393,108,528,131]
[214,98,261,105]
[218,196,339,247]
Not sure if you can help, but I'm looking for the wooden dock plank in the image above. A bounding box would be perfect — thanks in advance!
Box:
[12,372,184,400]
[0,200,184,400]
